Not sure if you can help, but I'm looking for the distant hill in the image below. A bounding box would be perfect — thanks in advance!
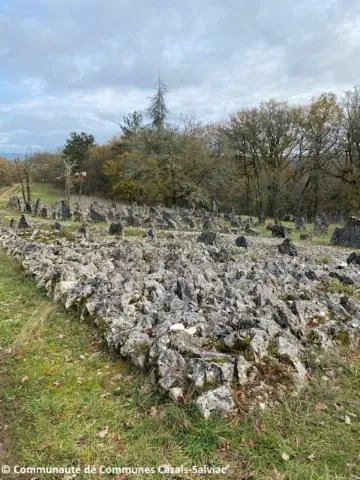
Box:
[0,153,26,160]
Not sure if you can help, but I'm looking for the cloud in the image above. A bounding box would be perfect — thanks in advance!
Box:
[0,0,359,151]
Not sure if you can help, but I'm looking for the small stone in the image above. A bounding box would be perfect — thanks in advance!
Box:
[196,385,235,418]
[235,236,249,248]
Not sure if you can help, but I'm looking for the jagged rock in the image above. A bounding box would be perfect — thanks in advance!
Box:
[127,213,141,227]
[275,333,301,360]
[278,238,298,256]
[305,269,318,280]
[39,207,48,218]
[203,218,216,231]
[267,224,291,238]
[34,198,42,215]
[209,247,230,263]
[329,271,354,285]
[347,251,360,265]
[314,212,329,234]
[295,216,305,229]
[147,228,156,239]
[52,222,62,232]
[109,222,123,235]
[236,356,252,385]
[183,216,196,228]
[231,216,241,228]
[340,296,358,315]
[89,204,107,223]
[7,196,21,209]
[73,211,83,222]
[167,219,177,229]
[235,236,249,248]
[55,200,71,220]
[18,214,32,229]
[197,231,216,245]
[78,224,90,236]
[196,385,235,418]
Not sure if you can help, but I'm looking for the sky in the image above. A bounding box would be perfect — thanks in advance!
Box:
[0,0,360,153]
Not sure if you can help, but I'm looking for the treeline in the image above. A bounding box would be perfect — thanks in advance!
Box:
[5,82,360,220]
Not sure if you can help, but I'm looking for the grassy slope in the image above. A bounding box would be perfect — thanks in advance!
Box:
[9,183,64,205]
[0,252,359,480]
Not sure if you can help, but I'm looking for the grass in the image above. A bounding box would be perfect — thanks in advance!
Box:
[0,251,359,479]
[9,182,64,205]
[253,221,343,247]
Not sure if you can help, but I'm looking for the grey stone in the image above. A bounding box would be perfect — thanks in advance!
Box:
[347,251,360,265]
[236,356,252,385]
[267,224,291,238]
[18,214,32,229]
[314,212,329,234]
[278,238,298,256]
[295,216,305,229]
[196,385,235,418]
[109,222,123,235]
[197,231,216,245]
[235,236,249,248]
[89,204,107,223]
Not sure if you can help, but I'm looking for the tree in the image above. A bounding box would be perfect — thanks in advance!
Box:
[0,157,13,187]
[146,77,168,132]
[297,93,343,219]
[119,111,144,138]
[62,132,95,205]
[63,131,95,170]
[13,155,33,211]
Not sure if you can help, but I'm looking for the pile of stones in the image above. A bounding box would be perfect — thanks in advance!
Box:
[0,221,359,417]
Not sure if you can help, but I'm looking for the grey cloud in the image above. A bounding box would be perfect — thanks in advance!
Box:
[0,0,360,150]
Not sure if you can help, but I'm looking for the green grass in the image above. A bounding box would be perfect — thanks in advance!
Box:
[10,183,64,205]
[252,221,343,247]
[0,251,359,479]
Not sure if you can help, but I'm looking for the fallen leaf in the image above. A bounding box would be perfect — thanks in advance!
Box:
[111,434,125,451]
[53,379,63,387]
[248,439,256,447]
[254,418,267,434]
[39,442,51,450]
[100,392,111,399]
[315,402,328,412]
[307,453,316,461]
[21,375,29,383]
[281,452,290,461]
[344,415,351,424]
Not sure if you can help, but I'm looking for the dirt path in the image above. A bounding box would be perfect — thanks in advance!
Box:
[0,185,19,202]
